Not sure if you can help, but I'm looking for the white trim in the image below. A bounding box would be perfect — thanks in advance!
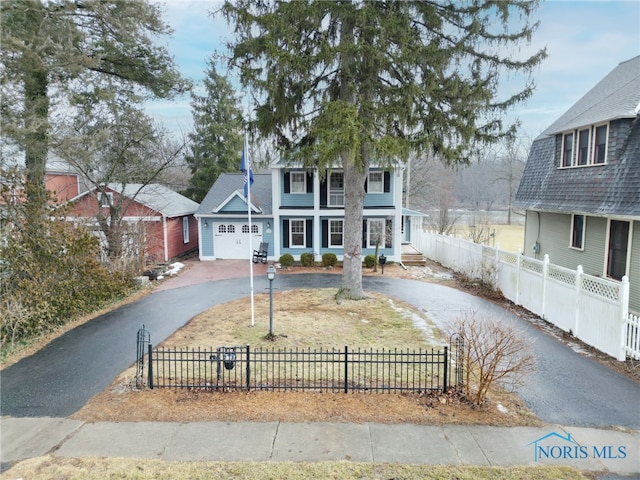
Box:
[289,219,306,248]
[328,219,344,248]
[213,190,262,214]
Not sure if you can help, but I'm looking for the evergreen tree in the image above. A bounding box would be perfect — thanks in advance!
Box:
[1,0,188,210]
[222,0,546,298]
[184,59,244,203]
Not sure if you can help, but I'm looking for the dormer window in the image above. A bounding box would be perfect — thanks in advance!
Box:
[560,122,608,168]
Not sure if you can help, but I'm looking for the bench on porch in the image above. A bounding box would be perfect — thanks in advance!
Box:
[253,242,268,264]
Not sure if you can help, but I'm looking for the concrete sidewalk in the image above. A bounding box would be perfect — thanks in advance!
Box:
[1,417,638,476]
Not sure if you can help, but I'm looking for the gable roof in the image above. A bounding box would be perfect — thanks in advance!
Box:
[196,173,272,216]
[514,57,640,217]
[541,56,640,138]
[72,183,198,217]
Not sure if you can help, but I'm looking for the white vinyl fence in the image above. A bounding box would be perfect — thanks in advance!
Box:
[414,230,639,361]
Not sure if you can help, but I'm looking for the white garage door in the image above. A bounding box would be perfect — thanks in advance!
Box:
[214,222,262,259]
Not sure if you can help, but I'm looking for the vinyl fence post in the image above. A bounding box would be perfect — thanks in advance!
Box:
[574,265,583,337]
[148,344,153,390]
[618,276,630,361]
[541,254,549,319]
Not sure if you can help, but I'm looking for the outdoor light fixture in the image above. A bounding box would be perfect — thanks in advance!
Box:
[203,219,208,228]
[267,264,276,337]
[266,221,271,229]
[378,254,387,275]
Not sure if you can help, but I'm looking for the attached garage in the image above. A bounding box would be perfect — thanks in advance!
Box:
[213,222,262,259]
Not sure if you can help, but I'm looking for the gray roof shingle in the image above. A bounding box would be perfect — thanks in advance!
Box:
[108,183,199,217]
[196,173,272,216]
[514,57,640,217]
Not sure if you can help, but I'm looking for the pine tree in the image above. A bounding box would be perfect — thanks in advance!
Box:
[222,0,546,298]
[1,0,188,210]
[184,59,244,203]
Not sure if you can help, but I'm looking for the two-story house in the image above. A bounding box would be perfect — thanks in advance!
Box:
[196,161,424,264]
[514,55,640,314]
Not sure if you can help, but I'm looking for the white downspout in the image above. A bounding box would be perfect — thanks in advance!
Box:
[162,214,168,262]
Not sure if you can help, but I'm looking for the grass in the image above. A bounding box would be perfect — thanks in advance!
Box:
[163,288,447,351]
[451,224,525,253]
[2,456,592,480]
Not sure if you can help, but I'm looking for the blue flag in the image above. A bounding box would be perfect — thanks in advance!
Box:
[240,135,253,199]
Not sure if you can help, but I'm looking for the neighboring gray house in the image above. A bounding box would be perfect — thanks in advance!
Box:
[195,164,426,264]
[514,55,640,314]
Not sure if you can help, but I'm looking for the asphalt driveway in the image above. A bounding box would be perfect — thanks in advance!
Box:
[1,264,638,429]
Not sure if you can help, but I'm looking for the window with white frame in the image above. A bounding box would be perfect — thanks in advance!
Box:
[562,132,574,167]
[290,219,305,247]
[607,220,630,281]
[291,172,306,193]
[368,171,383,193]
[592,124,608,164]
[570,214,584,250]
[367,219,385,248]
[183,217,190,243]
[329,219,343,247]
[329,172,344,206]
[560,123,609,168]
[98,191,113,207]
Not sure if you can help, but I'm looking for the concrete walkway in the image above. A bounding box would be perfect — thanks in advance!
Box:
[1,417,639,476]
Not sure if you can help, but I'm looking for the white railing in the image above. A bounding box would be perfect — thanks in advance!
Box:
[414,230,638,361]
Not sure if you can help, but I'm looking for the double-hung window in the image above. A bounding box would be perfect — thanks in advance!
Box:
[577,128,590,166]
[183,217,190,244]
[592,124,608,164]
[290,172,306,193]
[607,220,630,281]
[368,171,383,193]
[329,219,343,247]
[570,214,585,250]
[562,133,574,167]
[329,172,344,206]
[367,219,385,248]
[290,219,305,247]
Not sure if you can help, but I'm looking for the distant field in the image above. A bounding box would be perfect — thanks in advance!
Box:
[450,224,525,254]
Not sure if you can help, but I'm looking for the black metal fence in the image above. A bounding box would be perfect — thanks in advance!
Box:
[143,336,463,394]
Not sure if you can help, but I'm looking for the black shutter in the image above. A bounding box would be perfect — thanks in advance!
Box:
[385,218,392,248]
[364,178,368,193]
[384,172,391,193]
[362,220,367,248]
[284,172,290,193]
[283,219,290,248]
[320,179,327,207]
[306,219,313,247]
[322,220,328,248]
[307,172,313,193]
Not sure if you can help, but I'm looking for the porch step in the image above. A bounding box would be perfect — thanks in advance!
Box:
[401,253,427,267]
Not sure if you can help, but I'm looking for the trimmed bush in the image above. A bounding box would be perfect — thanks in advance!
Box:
[300,252,315,267]
[279,253,294,267]
[322,253,337,267]
[363,254,376,268]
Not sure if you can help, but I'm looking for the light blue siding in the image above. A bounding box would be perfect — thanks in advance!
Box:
[201,222,214,256]
[281,191,314,207]
[220,196,249,212]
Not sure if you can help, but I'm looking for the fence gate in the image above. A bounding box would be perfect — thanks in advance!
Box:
[135,324,150,388]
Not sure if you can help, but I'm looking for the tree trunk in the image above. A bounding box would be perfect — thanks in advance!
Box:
[339,151,367,299]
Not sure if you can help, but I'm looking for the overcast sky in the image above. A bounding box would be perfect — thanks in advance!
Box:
[146,0,640,143]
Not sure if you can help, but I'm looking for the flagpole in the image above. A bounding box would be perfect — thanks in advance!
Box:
[245,134,255,327]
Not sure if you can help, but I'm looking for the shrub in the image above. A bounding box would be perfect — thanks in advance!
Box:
[300,252,315,267]
[279,253,294,267]
[448,311,535,406]
[363,254,376,268]
[322,253,337,267]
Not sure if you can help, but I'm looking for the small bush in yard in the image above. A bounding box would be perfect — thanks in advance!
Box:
[300,252,315,267]
[322,253,337,267]
[363,255,376,268]
[279,253,294,267]
[449,311,535,406]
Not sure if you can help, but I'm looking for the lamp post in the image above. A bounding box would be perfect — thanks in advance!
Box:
[378,254,386,274]
[267,264,276,337]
